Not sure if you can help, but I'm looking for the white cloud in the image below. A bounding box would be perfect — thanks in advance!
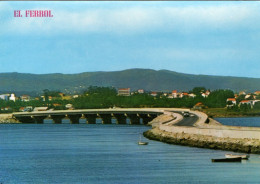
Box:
[1,3,260,35]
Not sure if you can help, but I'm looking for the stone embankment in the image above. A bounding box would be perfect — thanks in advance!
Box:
[144,109,260,153]
[0,114,19,123]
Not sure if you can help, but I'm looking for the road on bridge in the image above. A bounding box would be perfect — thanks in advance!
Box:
[174,113,198,127]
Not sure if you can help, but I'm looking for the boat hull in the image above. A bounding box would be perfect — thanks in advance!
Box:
[212,157,242,162]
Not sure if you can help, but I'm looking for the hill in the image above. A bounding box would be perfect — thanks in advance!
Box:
[0,69,259,95]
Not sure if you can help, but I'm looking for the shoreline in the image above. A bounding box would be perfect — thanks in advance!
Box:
[144,110,260,154]
[144,127,260,154]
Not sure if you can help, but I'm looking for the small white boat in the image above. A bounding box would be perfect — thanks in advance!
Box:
[225,154,249,159]
[138,134,148,145]
[138,141,149,145]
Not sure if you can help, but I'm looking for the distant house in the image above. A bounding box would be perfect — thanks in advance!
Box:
[1,106,12,111]
[167,95,173,99]
[9,93,16,102]
[239,100,251,105]
[227,98,236,105]
[163,93,168,97]
[65,104,73,109]
[178,93,183,98]
[245,94,251,99]
[201,91,210,98]
[20,95,30,102]
[239,100,252,108]
[172,90,178,98]
[33,107,48,111]
[41,96,45,101]
[205,90,210,96]
[118,88,130,96]
[245,94,256,100]
[182,92,189,97]
[254,91,260,95]
[53,103,62,107]
[193,102,204,110]
[238,100,260,108]
[19,107,25,112]
[0,94,10,101]
[189,93,196,98]
[138,89,144,94]
[19,106,33,112]
[252,100,260,106]
[150,92,157,97]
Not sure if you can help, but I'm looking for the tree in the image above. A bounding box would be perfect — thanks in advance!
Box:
[191,87,206,96]
[43,89,50,103]
[236,95,246,104]
[240,103,251,112]
[254,102,260,109]
[227,101,233,106]
[205,89,234,108]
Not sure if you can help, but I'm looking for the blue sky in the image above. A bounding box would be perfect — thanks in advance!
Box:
[1,1,260,77]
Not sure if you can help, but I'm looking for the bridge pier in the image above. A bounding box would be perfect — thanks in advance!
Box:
[127,114,140,125]
[85,114,98,124]
[99,114,112,124]
[139,114,151,125]
[68,114,82,124]
[113,114,127,124]
[33,116,47,124]
[51,115,65,124]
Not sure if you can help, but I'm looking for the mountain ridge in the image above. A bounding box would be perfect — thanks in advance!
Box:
[0,68,259,95]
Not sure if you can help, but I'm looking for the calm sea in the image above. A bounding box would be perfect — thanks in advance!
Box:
[1,118,260,184]
[215,117,260,127]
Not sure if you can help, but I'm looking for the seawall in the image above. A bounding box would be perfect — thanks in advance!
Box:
[144,109,260,153]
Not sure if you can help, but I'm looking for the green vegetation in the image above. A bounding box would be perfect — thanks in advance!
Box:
[1,86,260,118]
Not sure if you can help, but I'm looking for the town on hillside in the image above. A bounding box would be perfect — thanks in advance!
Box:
[0,87,260,113]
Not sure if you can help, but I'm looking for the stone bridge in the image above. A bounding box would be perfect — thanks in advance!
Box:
[12,108,164,124]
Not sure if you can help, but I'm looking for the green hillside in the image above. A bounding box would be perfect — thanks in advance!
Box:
[0,69,259,95]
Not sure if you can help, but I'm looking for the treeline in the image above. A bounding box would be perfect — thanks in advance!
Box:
[72,86,234,109]
[0,86,242,113]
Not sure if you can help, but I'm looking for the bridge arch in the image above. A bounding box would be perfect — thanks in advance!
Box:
[13,109,163,125]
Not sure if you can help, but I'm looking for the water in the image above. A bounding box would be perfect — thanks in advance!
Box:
[1,120,260,183]
[215,117,260,127]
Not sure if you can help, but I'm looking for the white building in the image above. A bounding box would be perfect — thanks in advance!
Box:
[0,94,10,101]
[118,88,130,96]
[9,93,16,102]
[172,90,178,98]
[138,89,144,94]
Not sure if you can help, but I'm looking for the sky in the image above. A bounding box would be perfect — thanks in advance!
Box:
[0,1,260,78]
